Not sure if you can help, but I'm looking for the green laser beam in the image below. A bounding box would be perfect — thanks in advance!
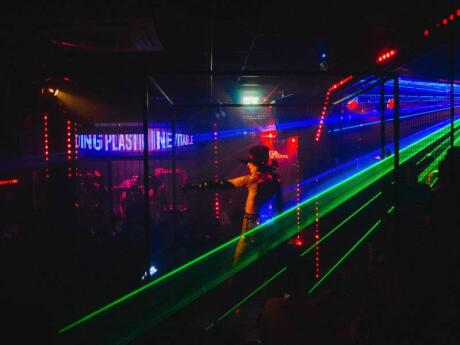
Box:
[216,266,287,323]
[301,192,382,257]
[416,136,450,166]
[430,176,439,188]
[59,119,459,339]
[418,126,460,183]
[308,220,382,294]
[209,191,383,326]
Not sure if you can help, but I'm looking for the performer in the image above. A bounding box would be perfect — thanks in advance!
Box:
[182,145,283,261]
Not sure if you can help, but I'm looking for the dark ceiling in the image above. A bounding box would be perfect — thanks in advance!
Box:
[0,1,457,125]
[1,0,455,74]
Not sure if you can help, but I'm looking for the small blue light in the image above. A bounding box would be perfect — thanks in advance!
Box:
[149,265,158,276]
[141,265,159,281]
[321,53,326,59]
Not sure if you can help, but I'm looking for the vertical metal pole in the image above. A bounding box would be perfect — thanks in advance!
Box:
[171,107,177,214]
[339,105,343,160]
[209,28,214,100]
[381,79,386,159]
[143,76,151,269]
[209,3,215,100]
[450,28,455,149]
[393,75,400,219]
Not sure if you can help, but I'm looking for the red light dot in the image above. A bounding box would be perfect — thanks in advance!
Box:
[424,29,429,36]
[449,14,454,20]
[457,9,460,16]
[443,18,448,25]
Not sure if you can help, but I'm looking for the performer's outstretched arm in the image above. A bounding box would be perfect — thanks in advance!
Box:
[182,179,236,191]
[182,174,252,191]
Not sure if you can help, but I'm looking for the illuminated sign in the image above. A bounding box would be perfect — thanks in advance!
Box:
[76,128,194,154]
[269,150,289,159]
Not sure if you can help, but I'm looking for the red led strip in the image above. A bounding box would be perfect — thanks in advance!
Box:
[314,75,353,142]
[74,121,78,176]
[66,120,72,177]
[213,123,220,220]
[43,112,50,179]
[74,121,78,161]
[296,160,301,230]
[0,179,19,186]
[423,9,459,37]
[376,49,397,63]
[294,159,303,247]
[43,113,49,161]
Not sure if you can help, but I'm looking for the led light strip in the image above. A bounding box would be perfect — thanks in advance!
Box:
[315,75,353,141]
[308,219,382,294]
[66,120,73,177]
[74,121,78,161]
[315,200,320,279]
[43,112,50,179]
[0,179,19,186]
[294,159,302,246]
[213,123,220,220]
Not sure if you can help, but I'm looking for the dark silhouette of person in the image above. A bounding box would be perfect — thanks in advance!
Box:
[398,161,432,232]
[259,255,361,345]
[258,256,313,345]
[428,149,460,341]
